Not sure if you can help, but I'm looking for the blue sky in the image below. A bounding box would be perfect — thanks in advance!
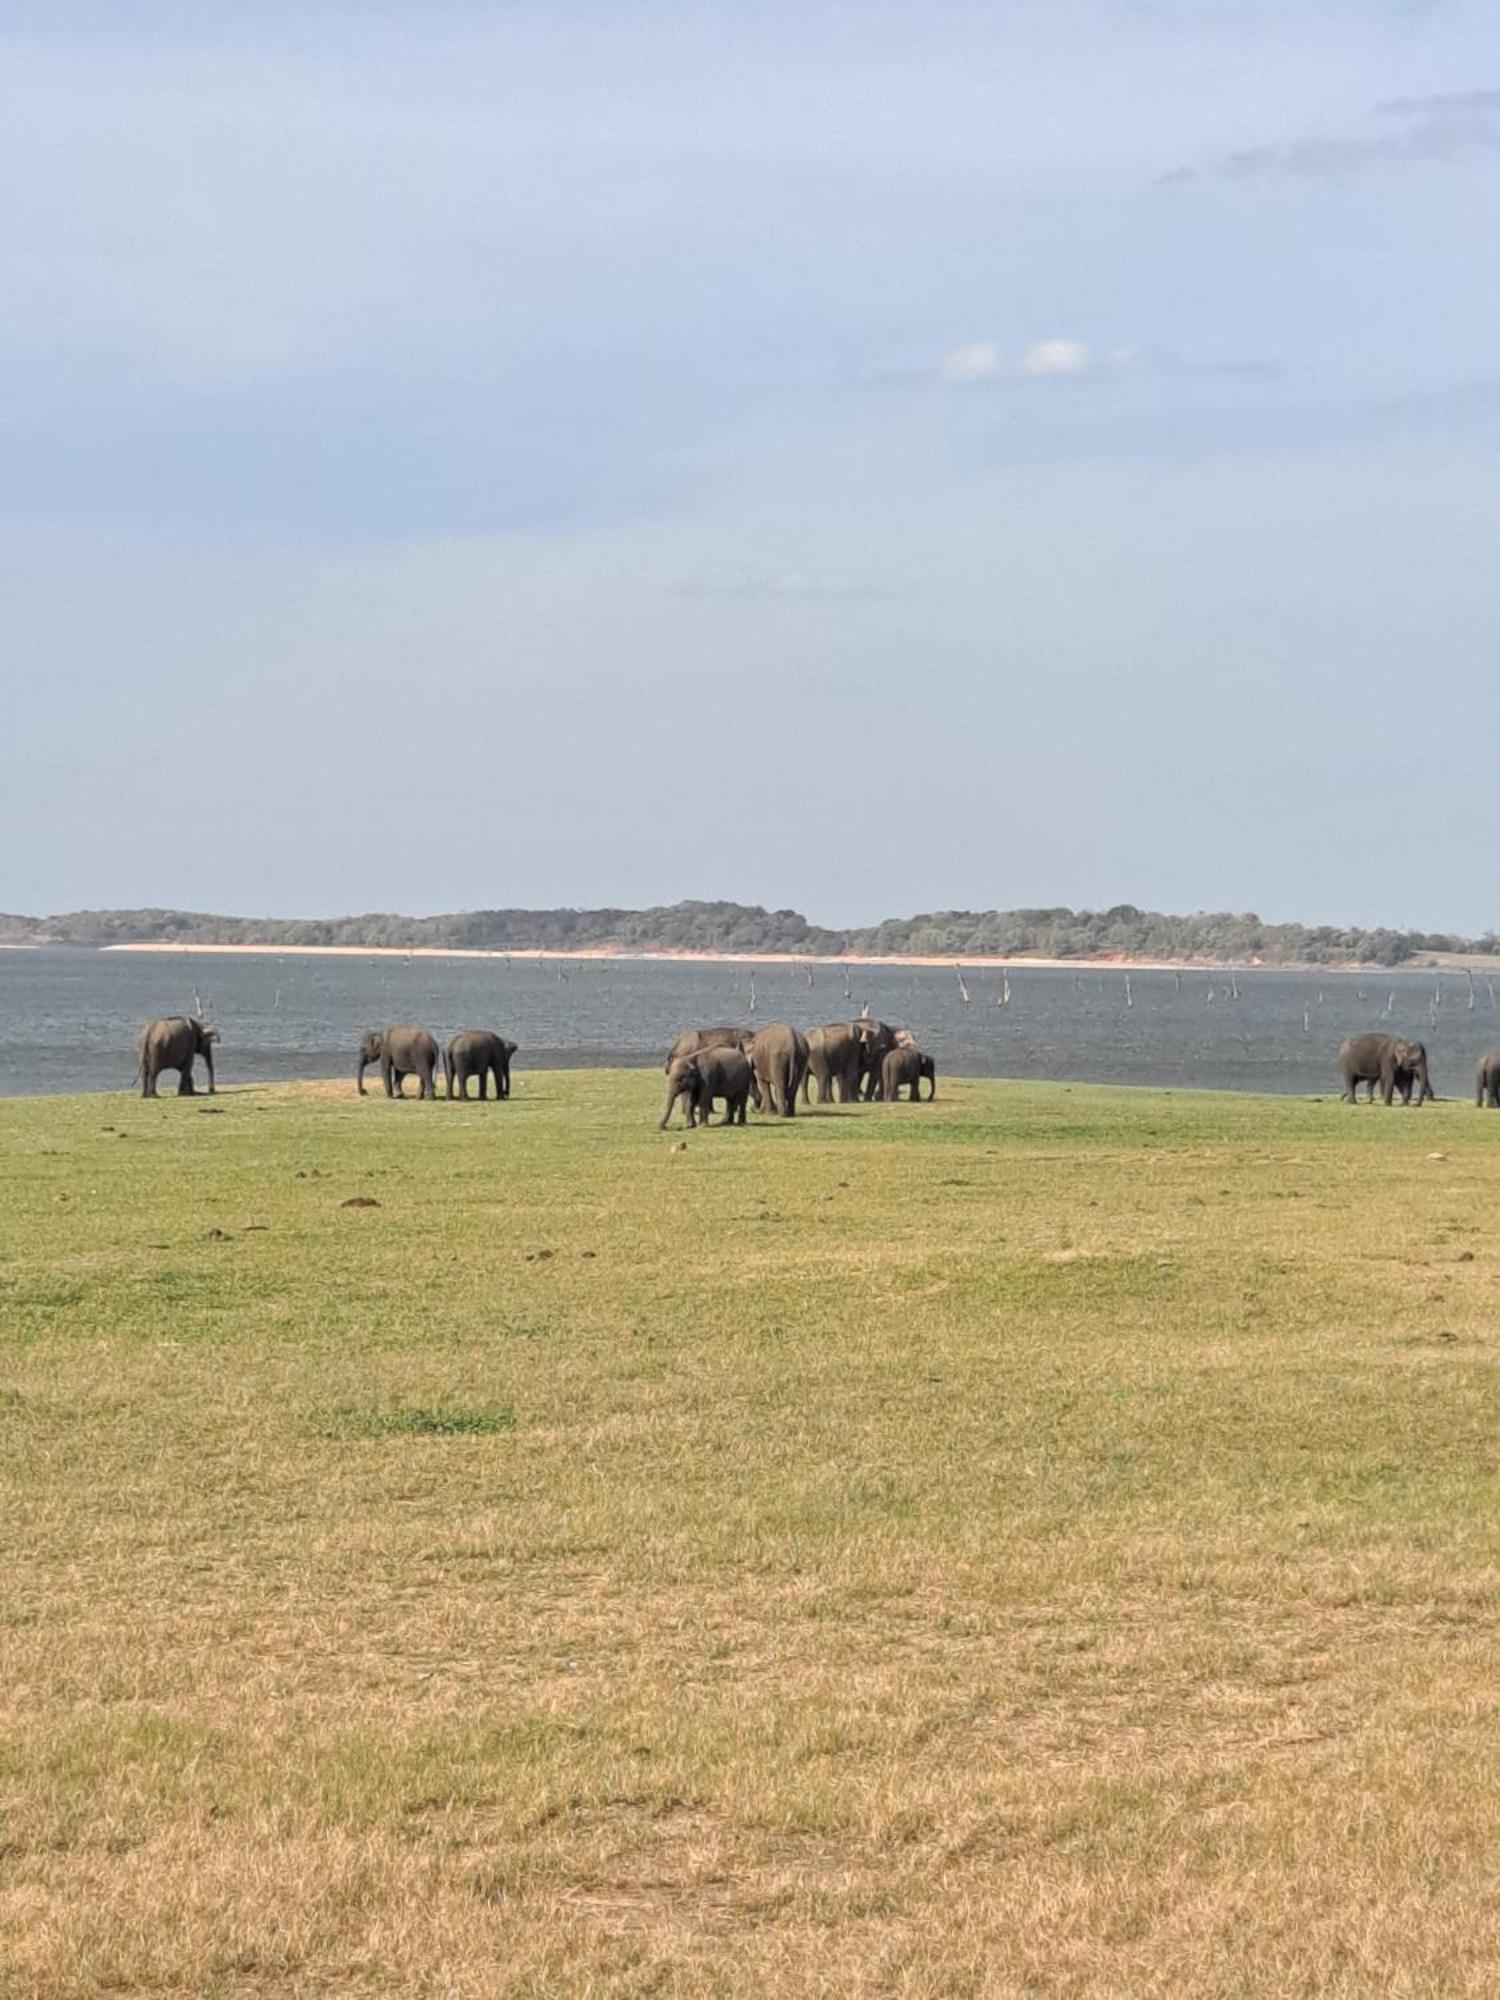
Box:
[4,1,1499,927]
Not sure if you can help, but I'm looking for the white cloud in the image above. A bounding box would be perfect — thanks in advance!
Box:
[937,342,1003,384]
[933,336,1095,385]
[1021,337,1093,378]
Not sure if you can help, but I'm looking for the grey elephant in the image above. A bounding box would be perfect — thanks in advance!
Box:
[664,1025,753,1071]
[804,1019,899,1104]
[862,1025,917,1101]
[1477,1053,1500,1108]
[135,1016,218,1098]
[357,1026,440,1099]
[661,1046,755,1128]
[445,1029,516,1100]
[747,1022,809,1117]
[1337,1032,1433,1106]
[881,1046,935,1101]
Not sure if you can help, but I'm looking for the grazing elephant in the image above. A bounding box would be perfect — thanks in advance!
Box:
[660,1047,755,1129]
[881,1046,936,1102]
[1338,1032,1433,1106]
[804,1019,899,1104]
[664,1025,753,1072]
[1477,1053,1500,1108]
[136,1016,218,1098]
[445,1029,517,1100]
[357,1026,439,1099]
[747,1023,809,1118]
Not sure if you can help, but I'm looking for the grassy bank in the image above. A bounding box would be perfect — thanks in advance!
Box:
[3,1074,1500,1996]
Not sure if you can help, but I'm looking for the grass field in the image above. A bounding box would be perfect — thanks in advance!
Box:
[4,1072,1500,1996]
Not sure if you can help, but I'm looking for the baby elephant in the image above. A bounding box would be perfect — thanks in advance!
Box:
[1477,1053,1500,1108]
[881,1046,935,1102]
[661,1046,755,1129]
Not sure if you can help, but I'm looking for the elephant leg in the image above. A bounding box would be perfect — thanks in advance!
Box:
[177,1066,194,1095]
[476,1069,488,1100]
[142,1064,157,1099]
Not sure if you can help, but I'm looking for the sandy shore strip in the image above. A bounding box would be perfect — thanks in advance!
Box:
[84,940,1480,973]
[98,942,1230,971]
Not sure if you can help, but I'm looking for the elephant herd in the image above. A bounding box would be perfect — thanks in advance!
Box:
[132,1017,517,1101]
[661,1018,936,1129]
[132,1011,936,1123]
[137,1015,1500,1117]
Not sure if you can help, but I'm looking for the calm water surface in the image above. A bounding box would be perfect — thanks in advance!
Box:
[1,947,1495,1099]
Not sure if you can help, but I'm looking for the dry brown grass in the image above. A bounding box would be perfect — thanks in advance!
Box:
[3,1073,1500,1995]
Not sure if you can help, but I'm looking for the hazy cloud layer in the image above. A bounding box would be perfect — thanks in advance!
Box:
[1165,84,1500,182]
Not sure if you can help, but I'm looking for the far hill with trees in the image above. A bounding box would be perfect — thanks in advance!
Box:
[1,901,1491,967]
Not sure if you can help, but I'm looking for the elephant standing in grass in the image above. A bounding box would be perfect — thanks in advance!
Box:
[747,1023,809,1118]
[804,1019,900,1104]
[357,1026,440,1099]
[1477,1053,1500,1108]
[881,1047,935,1102]
[445,1030,516,1100]
[1338,1032,1433,1106]
[664,1025,753,1071]
[661,1047,755,1129]
[136,1016,218,1098]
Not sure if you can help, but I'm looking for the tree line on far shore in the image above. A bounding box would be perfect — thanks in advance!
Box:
[1,900,1490,966]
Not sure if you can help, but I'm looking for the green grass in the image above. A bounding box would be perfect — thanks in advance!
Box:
[3,1072,1500,1995]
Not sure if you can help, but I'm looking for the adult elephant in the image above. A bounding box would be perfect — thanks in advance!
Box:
[881,1046,936,1102]
[660,1046,754,1129]
[663,1025,753,1072]
[1338,1032,1433,1106]
[357,1026,439,1099]
[136,1016,218,1098]
[747,1023,809,1118]
[1477,1053,1500,1108]
[804,1019,898,1104]
[445,1029,517,1100]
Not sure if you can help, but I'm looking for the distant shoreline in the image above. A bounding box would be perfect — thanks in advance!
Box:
[86,941,1500,975]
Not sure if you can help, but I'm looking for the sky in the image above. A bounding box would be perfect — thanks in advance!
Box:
[3,0,1499,930]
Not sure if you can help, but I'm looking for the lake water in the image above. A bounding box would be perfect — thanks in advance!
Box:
[2,946,1497,1100]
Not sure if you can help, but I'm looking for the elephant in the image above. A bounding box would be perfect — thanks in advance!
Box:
[746,1023,809,1117]
[660,1046,754,1129]
[136,1016,218,1098]
[357,1026,440,1099]
[862,1025,918,1101]
[1477,1053,1500,1108]
[445,1029,516,1100]
[1338,1032,1433,1106]
[803,1019,899,1104]
[664,1025,753,1072]
[881,1046,936,1102]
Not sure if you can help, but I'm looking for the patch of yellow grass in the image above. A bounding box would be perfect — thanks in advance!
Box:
[3,1075,1500,1994]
